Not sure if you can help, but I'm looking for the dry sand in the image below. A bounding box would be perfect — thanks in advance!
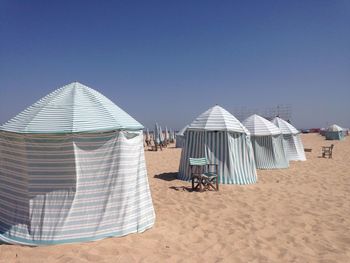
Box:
[0,134,349,262]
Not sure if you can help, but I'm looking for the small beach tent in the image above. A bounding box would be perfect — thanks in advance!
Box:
[325,124,344,140]
[272,117,306,161]
[178,105,257,184]
[243,114,289,169]
[175,125,189,148]
[0,82,155,246]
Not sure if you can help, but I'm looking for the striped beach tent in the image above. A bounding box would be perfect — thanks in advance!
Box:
[325,124,344,140]
[178,105,257,184]
[0,82,155,246]
[272,117,306,161]
[243,114,289,169]
[175,125,189,148]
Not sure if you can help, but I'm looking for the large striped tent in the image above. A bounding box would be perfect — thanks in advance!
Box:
[272,117,306,161]
[175,125,188,148]
[243,114,289,169]
[0,82,155,246]
[325,124,344,140]
[178,105,257,184]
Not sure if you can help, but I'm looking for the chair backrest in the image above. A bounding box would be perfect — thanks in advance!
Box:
[189,157,208,166]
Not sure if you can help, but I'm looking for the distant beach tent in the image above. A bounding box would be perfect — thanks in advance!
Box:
[242,114,289,169]
[272,117,306,161]
[325,124,344,140]
[0,82,155,246]
[175,125,189,148]
[178,105,257,184]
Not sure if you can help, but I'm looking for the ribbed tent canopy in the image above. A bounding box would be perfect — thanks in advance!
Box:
[272,117,299,135]
[0,82,143,133]
[327,124,343,132]
[242,114,281,136]
[272,117,306,161]
[187,105,249,134]
[177,125,189,136]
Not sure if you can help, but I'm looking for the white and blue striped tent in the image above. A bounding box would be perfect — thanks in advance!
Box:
[325,124,344,140]
[0,82,155,246]
[178,105,257,184]
[175,125,189,148]
[243,114,289,169]
[272,117,306,161]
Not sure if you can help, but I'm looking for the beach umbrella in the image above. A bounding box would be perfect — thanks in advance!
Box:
[159,125,164,143]
[145,128,150,141]
[165,126,169,141]
[154,123,160,144]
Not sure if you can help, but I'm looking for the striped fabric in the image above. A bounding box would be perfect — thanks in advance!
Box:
[243,115,281,136]
[281,134,306,161]
[175,125,189,148]
[250,135,289,169]
[0,82,143,133]
[178,131,257,184]
[272,117,306,161]
[188,105,249,134]
[0,130,155,246]
[272,117,299,135]
[325,131,344,140]
[175,135,185,148]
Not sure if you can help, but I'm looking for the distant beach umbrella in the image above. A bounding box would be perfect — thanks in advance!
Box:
[145,128,150,141]
[154,123,160,144]
[165,126,169,141]
[159,125,164,143]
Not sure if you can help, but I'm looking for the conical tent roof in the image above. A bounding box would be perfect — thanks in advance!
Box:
[327,124,343,131]
[0,82,143,133]
[188,105,249,134]
[272,117,299,135]
[243,114,281,136]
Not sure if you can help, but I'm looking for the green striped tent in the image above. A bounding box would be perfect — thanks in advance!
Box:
[175,125,188,148]
[243,115,289,169]
[325,124,344,140]
[272,117,306,161]
[0,82,155,246]
[178,105,257,184]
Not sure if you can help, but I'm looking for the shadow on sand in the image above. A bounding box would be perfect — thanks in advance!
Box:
[169,186,194,192]
[154,172,178,181]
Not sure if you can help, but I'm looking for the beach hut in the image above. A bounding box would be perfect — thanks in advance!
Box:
[0,82,155,246]
[175,125,189,148]
[178,105,257,184]
[325,124,344,140]
[243,114,289,169]
[272,117,306,161]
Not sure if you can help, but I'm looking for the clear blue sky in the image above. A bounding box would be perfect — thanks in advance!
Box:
[1,0,349,130]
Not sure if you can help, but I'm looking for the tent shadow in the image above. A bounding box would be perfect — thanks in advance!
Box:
[154,172,178,181]
[169,186,194,192]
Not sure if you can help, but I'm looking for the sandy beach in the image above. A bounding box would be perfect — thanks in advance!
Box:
[0,133,349,263]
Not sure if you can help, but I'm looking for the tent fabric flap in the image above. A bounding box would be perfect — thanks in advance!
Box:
[0,130,155,246]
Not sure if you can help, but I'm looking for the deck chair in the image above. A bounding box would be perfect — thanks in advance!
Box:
[189,158,219,192]
[322,144,334,158]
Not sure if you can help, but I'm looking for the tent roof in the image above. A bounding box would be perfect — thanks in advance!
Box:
[272,117,299,135]
[0,82,143,133]
[177,125,189,136]
[187,105,249,133]
[243,114,281,136]
[327,124,343,131]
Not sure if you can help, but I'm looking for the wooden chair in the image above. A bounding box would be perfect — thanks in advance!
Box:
[189,158,219,192]
[321,144,334,158]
